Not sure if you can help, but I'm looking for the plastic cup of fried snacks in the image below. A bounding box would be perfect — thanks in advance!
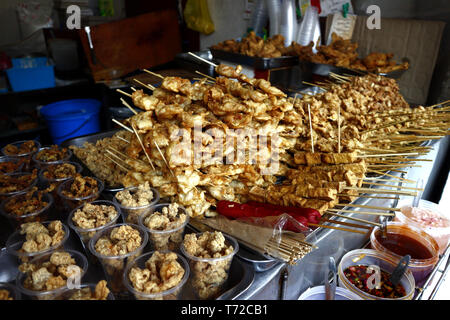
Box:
[1,140,41,171]
[32,146,72,169]
[16,249,88,300]
[113,186,160,224]
[67,200,121,253]
[123,251,189,300]
[88,223,148,297]
[56,282,115,300]
[0,171,38,201]
[0,192,54,230]
[0,282,22,300]
[5,221,70,264]
[57,176,104,213]
[180,232,239,300]
[0,156,25,175]
[139,203,189,252]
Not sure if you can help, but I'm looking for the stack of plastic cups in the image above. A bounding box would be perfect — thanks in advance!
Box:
[296,6,320,52]
[266,0,281,37]
[250,0,269,38]
[279,0,297,47]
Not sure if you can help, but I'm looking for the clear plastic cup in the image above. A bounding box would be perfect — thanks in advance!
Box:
[57,177,104,213]
[370,221,440,283]
[138,203,189,252]
[0,171,38,201]
[55,282,115,300]
[0,156,24,175]
[39,161,83,211]
[0,192,54,230]
[113,186,160,224]
[298,285,363,300]
[67,200,121,252]
[180,232,239,300]
[0,282,21,300]
[32,146,73,169]
[1,140,41,171]
[5,220,70,263]
[395,200,450,255]
[16,249,88,300]
[123,251,189,300]
[88,223,148,297]
[337,248,415,300]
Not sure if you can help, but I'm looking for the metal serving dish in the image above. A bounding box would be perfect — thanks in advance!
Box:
[210,48,299,70]
[306,61,408,79]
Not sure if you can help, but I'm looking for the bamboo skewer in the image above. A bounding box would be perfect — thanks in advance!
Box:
[327,208,395,217]
[116,135,130,144]
[154,140,175,178]
[326,212,382,227]
[321,218,373,230]
[362,177,414,184]
[308,223,367,234]
[133,78,155,91]
[361,181,424,191]
[120,98,138,115]
[195,70,216,81]
[130,87,137,92]
[344,186,417,196]
[366,169,415,183]
[112,119,133,133]
[358,152,419,157]
[338,103,341,153]
[104,154,130,172]
[142,69,164,79]
[188,52,217,67]
[307,104,314,153]
[131,124,155,170]
[337,194,399,200]
[335,203,401,212]
[116,89,132,98]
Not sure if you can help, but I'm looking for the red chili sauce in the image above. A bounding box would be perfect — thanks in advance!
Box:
[375,231,434,260]
[344,265,406,298]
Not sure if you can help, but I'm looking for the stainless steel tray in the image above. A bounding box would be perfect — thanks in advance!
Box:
[306,61,408,79]
[210,48,299,70]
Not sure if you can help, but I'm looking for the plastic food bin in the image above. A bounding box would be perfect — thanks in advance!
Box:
[396,200,450,255]
[138,203,189,252]
[123,251,189,300]
[298,285,363,300]
[337,249,415,300]
[16,249,88,300]
[180,232,239,300]
[370,222,439,283]
[6,220,70,263]
[88,223,148,297]
[113,186,160,224]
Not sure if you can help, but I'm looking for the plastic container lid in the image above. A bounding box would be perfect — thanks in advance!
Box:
[298,285,363,300]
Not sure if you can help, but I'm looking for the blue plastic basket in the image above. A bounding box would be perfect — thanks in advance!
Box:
[6,57,55,92]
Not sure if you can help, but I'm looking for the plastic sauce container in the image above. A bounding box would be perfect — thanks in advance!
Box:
[6,220,70,263]
[396,200,450,255]
[180,232,239,300]
[139,203,189,252]
[123,251,189,300]
[1,140,41,171]
[338,249,415,300]
[16,249,88,300]
[370,222,439,283]
[298,285,363,300]
[0,172,38,201]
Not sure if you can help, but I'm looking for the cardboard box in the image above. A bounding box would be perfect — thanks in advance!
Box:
[351,17,445,105]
